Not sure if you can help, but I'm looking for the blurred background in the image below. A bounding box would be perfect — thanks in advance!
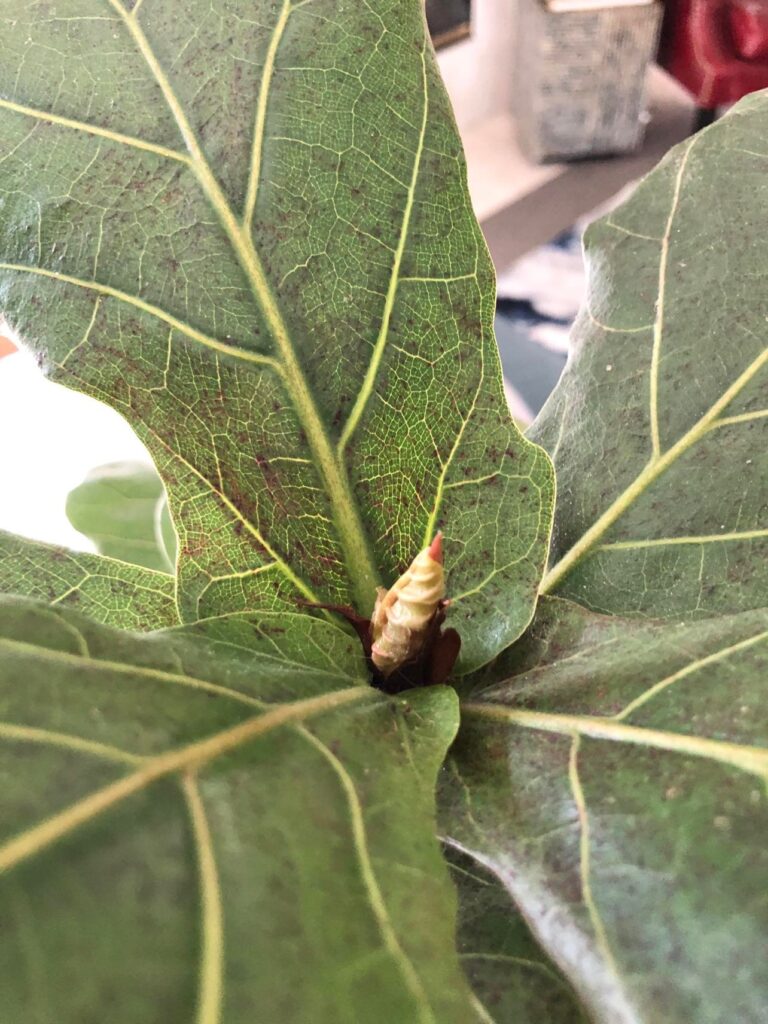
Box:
[2,0,765,547]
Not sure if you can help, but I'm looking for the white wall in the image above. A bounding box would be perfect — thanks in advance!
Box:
[436,0,517,133]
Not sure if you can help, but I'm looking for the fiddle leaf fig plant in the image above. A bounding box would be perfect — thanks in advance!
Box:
[0,1,765,1022]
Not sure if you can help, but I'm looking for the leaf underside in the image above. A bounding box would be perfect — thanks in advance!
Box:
[446,96,768,1024]
[532,96,768,617]
[442,596,768,1024]
[0,529,177,630]
[0,0,553,671]
[445,845,589,1024]
[2,4,766,1022]
[0,595,479,1024]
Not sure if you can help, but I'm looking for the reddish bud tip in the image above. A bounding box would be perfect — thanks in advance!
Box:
[427,531,443,564]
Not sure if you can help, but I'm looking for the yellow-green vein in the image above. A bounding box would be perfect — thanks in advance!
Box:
[711,408,768,429]
[469,992,497,1024]
[0,635,266,710]
[299,726,436,1024]
[109,0,380,612]
[0,686,370,875]
[0,95,189,165]
[338,48,429,457]
[142,426,324,608]
[541,340,768,594]
[462,703,768,779]
[243,0,292,227]
[598,529,768,551]
[0,262,280,373]
[183,772,225,1024]
[568,736,624,983]
[0,721,140,766]
[649,137,696,459]
[614,628,768,721]
[422,272,487,547]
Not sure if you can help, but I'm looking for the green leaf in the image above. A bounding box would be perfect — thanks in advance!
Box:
[158,493,179,568]
[445,845,589,1023]
[441,596,768,1023]
[0,595,478,1023]
[0,0,553,671]
[531,98,768,616]
[0,529,177,630]
[66,460,174,571]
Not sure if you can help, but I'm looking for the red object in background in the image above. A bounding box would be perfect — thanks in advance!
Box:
[0,336,16,359]
[659,0,768,112]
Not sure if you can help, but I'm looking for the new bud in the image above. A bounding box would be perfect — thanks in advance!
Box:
[370,534,445,676]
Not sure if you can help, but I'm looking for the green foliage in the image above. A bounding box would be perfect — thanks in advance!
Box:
[531,100,768,616]
[443,598,768,1022]
[0,596,472,1023]
[0,0,552,671]
[445,846,589,1023]
[0,2,765,1021]
[66,461,174,571]
[0,529,176,630]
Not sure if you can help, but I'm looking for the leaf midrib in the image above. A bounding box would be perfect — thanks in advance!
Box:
[462,703,768,780]
[109,0,384,612]
[0,685,370,874]
[3,3,462,616]
[540,134,767,594]
[541,340,768,594]
[0,684,438,1024]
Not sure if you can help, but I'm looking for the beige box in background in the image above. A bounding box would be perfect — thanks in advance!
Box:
[515,0,663,162]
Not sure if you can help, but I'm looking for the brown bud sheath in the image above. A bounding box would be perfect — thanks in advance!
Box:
[370,533,445,676]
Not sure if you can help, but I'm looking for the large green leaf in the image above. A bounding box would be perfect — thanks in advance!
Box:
[0,595,479,1023]
[0,0,553,670]
[441,596,768,1023]
[445,845,588,1023]
[66,461,174,571]
[531,96,768,616]
[0,529,177,629]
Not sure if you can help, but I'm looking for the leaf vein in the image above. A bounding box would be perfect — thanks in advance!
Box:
[182,773,224,1024]
[0,721,140,766]
[614,628,768,720]
[462,704,768,779]
[108,0,380,610]
[298,726,436,1024]
[337,48,430,455]
[0,95,189,165]
[650,137,697,458]
[568,736,625,985]
[243,0,292,227]
[0,687,370,875]
[0,262,280,373]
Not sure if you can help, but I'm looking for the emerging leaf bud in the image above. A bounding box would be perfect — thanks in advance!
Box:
[370,533,445,677]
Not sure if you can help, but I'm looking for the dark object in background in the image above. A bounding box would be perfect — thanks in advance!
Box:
[659,0,768,129]
[495,303,568,418]
[426,0,471,48]
[495,228,578,419]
